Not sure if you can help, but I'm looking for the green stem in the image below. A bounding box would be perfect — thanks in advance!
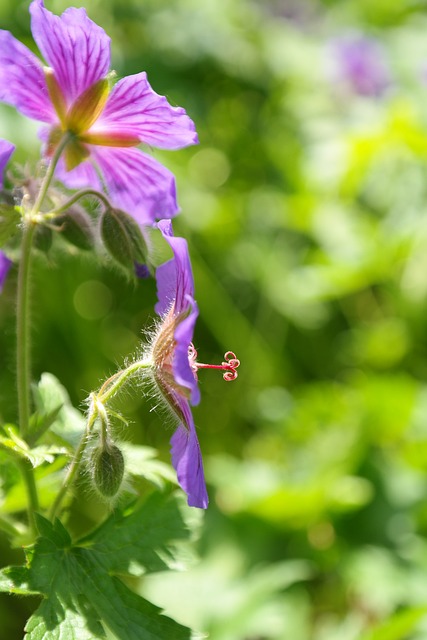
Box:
[16,222,36,439]
[16,134,71,532]
[49,360,150,520]
[18,460,39,536]
[17,133,71,439]
[49,409,96,521]
[30,134,72,218]
[98,360,149,404]
[47,188,112,216]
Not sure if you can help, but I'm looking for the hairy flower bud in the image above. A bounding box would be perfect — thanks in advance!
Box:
[91,441,125,499]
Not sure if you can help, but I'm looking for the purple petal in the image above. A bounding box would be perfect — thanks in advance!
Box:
[93,72,198,150]
[156,220,194,315]
[174,299,200,405]
[30,0,111,106]
[54,154,102,191]
[0,31,54,123]
[0,252,12,292]
[170,401,208,509]
[90,147,178,225]
[0,139,15,189]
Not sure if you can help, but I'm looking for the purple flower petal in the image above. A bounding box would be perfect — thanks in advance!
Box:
[90,147,178,225]
[170,401,208,509]
[0,139,15,189]
[155,220,199,404]
[156,220,194,314]
[30,0,111,105]
[0,252,12,292]
[54,154,102,191]
[93,72,198,150]
[0,31,54,123]
[174,300,200,405]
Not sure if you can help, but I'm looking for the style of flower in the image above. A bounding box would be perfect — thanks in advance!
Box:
[148,220,239,508]
[0,0,198,225]
[330,35,390,97]
[0,139,15,292]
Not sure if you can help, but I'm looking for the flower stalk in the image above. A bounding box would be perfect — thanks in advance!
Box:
[16,133,71,533]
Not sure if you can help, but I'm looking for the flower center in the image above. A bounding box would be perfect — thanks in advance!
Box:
[188,343,240,381]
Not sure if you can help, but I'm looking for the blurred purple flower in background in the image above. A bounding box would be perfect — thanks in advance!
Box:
[0,0,198,225]
[330,34,391,97]
[0,139,15,292]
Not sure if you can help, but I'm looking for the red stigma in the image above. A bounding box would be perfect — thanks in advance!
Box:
[188,344,240,381]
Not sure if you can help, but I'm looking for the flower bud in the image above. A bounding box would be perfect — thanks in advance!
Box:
[91,441,125,498]
[53,206,95,251]
[101,207,148,271]
[34,223,52,253]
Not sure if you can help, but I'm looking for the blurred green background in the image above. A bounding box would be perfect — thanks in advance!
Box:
[4,0,427,638]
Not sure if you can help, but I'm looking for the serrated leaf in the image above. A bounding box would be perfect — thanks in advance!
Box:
[31,373,85,447]
[101,208,148,270]
[0,495,196,639]
[0,203,21,247]
[82,491,202,576]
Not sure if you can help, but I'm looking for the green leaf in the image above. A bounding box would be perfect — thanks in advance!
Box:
[360,606,427,640]
[29,406,63,446]
[0,424,68,469]
[101,208,148,270]
[121,443,177,489]
[0,203,21,247]
[31,373,85,447]
[0,494,198,639]
[82,491,203,576]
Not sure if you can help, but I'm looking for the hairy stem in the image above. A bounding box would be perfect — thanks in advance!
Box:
[47,188,112,216]
[48,409,97,522]
[98,360,149,404]
[16,221,36,439]
[49,360,150,520]
[18,460,39,537]
[16,134,71,532]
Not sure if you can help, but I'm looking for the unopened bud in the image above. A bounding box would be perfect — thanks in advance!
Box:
[91,441,125,498]
[101,207,148,271]
[53,206,94,251]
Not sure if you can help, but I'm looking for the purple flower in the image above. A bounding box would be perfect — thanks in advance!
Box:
[150,220,207,508]
[0,138,15,291]
[0,0,198,225]
[331,35,390,97]
[147,220,239,508]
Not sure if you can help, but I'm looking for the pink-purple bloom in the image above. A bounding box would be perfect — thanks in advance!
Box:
[151,220,208,508]
[0,139,15,291]
[0,0,198,225]
[331,35,390,97]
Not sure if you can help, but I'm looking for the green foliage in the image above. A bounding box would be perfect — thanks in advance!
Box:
[0,203,20,247]
[4,0,427,638]
[0,494,197,639]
